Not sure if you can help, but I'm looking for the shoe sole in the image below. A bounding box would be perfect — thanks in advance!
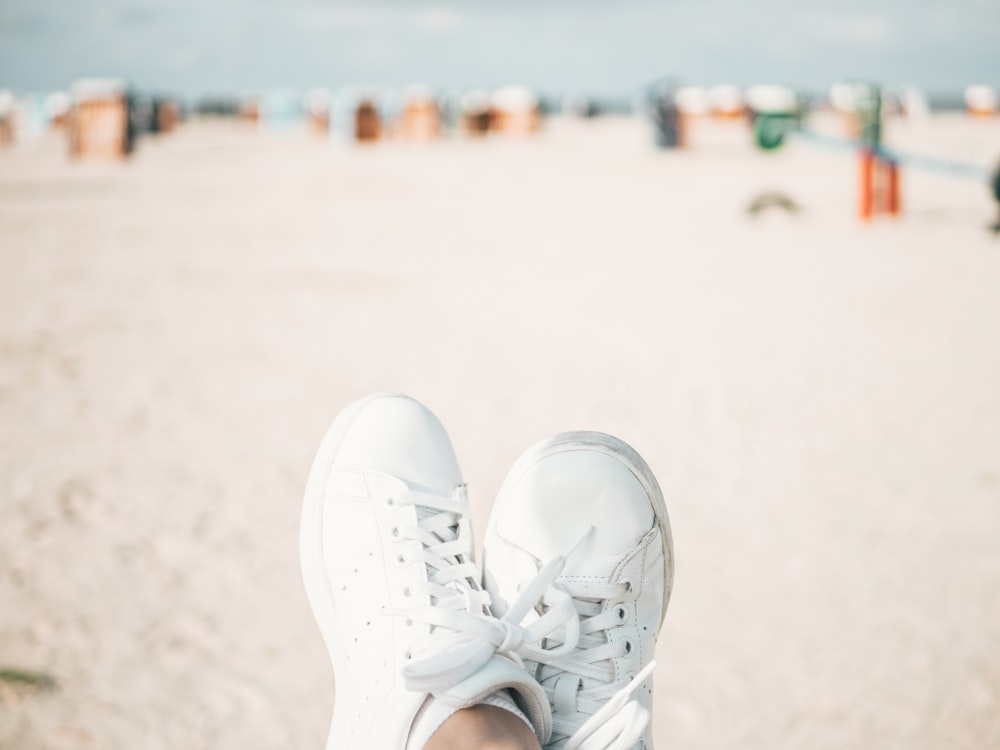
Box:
[490,431,674,621]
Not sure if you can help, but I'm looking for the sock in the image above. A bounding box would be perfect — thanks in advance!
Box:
[404,689,534,750]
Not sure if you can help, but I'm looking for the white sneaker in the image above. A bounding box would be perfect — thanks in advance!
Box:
[483,432,674,750]
[300,394,575,749]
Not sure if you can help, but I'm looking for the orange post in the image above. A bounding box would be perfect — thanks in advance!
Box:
[859,148,875,221]
[886,159,901,217]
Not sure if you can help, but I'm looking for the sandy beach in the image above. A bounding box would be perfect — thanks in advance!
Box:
[2,113,999,750]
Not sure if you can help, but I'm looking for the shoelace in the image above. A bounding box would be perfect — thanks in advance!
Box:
[381,487,582,698]
[534,579,655,750]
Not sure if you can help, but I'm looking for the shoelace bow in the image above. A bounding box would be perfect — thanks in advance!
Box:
[381,487,581,698]
[533,579,656,750]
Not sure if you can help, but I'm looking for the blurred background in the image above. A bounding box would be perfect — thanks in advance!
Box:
[2,2,1000,749]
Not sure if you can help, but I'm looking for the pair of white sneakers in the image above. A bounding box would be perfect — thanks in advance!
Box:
[300,394,674,750]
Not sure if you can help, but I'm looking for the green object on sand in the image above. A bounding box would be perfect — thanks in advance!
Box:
[753,113,796,151]
[0,667,58,691]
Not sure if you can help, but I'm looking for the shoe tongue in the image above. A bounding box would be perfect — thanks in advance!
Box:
[411,482,466,523]
[412,490,475,599]
[415,505,439,522]
[413,504,459,542]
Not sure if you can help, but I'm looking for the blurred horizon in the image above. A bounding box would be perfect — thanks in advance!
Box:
[2,0,999,99]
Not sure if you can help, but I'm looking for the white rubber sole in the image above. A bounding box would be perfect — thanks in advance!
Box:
[488,430,674,620]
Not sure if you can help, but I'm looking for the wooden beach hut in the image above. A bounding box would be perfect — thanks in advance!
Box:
[354,99,381,142]
[708,85,745,120]
[459,90,492,136]
[45,91,72,131]
[68,79,132,159]
[489,86,541,135]
[675,87,711,119]
[154,98,181,134]
[304,88,331,137]
[0,90,13,148]
[672,86,711,146]
[965,85,998,118]
[238,98,261,125]
[399,88,441,142]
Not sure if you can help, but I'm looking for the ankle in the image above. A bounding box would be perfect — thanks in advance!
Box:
[424,705,541,750]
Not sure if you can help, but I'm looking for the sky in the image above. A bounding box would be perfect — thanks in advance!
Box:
[1,0,999,99]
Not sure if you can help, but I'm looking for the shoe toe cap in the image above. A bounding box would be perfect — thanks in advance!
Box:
[497,449,654,575]
[334,394,463,495]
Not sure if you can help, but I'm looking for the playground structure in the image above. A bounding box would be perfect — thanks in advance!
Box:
[648,79,998,227]
[746,85,805,152]
[846,83,901,221]
[817,82,998,224]
[858,149,901,221]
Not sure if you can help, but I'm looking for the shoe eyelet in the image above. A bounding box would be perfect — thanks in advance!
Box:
[386,497,394,506]
[391,527,401,538]
[402,586,411,598]
[616,605,628,622]
[624,671,636,682]
[404,618,413,627]
[621,579,633,596]
[624,639,633,655]
[396,554,406,564]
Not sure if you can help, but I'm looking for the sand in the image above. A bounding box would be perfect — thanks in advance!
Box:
[1,113,999,750]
